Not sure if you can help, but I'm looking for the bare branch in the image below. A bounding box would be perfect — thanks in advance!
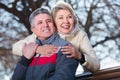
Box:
[93,34,120,47]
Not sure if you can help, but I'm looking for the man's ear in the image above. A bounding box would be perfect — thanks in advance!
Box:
[31,27,34,33]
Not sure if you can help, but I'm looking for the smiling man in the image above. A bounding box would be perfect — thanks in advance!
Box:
[12,8,78,80]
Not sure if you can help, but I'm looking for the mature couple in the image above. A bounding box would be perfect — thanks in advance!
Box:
[12,1,100,80]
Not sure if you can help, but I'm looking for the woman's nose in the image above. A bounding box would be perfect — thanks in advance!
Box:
[64,18,69,23]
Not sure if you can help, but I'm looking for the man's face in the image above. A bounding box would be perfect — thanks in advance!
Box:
[31,13,55,40]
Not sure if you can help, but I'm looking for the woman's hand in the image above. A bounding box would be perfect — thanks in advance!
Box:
[61,44,82,60]
[36,44,58,56]
[22,43,38,59]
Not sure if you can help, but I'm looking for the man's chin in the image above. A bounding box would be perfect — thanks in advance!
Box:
[44,34,52,38]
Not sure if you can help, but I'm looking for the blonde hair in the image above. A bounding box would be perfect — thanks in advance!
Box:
[52,1,78,24]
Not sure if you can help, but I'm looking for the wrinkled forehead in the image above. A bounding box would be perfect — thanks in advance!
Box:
[29,8,52,25]
[34,13,52,21]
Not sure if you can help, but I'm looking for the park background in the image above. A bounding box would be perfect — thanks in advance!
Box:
[0,0,120,80]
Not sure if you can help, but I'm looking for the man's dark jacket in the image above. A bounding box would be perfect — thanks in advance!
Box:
[12,32,78,80]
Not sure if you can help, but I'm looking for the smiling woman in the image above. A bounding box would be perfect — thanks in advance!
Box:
[54,9,75,34]
[12,1,100,74]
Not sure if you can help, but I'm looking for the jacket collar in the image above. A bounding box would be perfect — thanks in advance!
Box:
[36,32,58,45]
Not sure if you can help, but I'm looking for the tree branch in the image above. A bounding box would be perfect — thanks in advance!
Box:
[93,34,120,47]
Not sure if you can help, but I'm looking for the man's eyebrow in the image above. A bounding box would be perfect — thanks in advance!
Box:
[47,18,52,21]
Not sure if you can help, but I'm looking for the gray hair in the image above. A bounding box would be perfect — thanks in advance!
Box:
[29,8,52,27]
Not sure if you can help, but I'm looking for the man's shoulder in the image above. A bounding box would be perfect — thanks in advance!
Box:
[60,37,69,43]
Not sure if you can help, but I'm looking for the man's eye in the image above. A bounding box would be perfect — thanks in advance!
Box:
[38,22,42,24]
[47,20,52,22]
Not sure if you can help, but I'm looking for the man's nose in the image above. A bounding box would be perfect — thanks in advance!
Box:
[44,21,49,27]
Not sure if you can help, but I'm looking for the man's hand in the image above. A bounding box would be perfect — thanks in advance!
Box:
[22,43,38,59]
[36,44,58,56]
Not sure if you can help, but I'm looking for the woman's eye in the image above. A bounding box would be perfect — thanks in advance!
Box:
[58,17,63,19]
[68,15,73,18]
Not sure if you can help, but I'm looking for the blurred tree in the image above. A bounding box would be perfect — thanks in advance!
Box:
[0,0,45,33]
[0,0,45,79]
[0,0,120,80]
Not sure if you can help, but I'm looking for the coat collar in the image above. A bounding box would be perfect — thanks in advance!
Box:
[58,24,81,41]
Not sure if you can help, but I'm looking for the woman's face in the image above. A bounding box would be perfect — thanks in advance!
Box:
[55,9,75,34]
